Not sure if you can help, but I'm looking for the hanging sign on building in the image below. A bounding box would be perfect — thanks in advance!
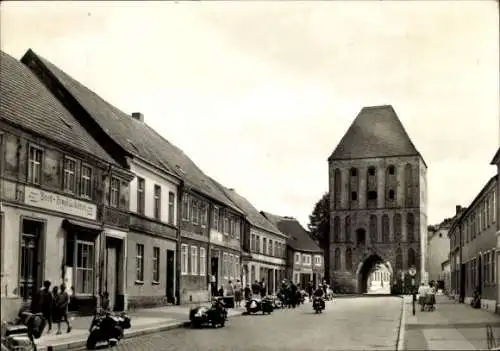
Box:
[24,186,97,220]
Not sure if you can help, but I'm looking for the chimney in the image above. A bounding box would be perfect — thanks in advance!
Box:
[131,112,144,122]
[455,205,462,214]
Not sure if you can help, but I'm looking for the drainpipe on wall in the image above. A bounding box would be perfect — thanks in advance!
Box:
[207,202,212,300]
[175,181,184,305]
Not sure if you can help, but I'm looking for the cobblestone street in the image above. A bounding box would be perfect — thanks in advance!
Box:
[77,297,402,351]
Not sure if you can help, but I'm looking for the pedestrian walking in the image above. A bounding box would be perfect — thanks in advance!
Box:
[234,279,242,307]
[260,279,267,297]
[55,284,72,334]
[101,291,110,312]
[244,284,252,300]
[38,280,53,334]
[211,275,217,297]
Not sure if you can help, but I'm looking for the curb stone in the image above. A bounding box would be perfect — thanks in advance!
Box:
[44,311,245,350]
[396,296,407,351]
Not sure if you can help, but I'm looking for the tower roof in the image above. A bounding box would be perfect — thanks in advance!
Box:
[328,105,421,161]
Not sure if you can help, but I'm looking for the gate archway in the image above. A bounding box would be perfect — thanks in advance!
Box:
[356,254,393,294]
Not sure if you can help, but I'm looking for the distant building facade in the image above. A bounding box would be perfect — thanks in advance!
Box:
[449,175,497,312]
[427,211,462,286]
[262,213,324,288]
[327,105,428,293]
[217,186,288,295]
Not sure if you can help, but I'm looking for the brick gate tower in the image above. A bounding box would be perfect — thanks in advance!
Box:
[327,105,427,293]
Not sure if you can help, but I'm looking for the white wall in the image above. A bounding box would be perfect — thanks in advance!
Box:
[427,228,450,282]
[129,161,179,225]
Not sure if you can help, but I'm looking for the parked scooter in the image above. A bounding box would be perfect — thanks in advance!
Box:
[86,311,131,350]
[189,298,227,328]
[313,296,325,314]
[246,296,274,315]
[1,311,46,351]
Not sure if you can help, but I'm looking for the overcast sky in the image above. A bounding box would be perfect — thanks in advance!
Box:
[1,1,499,227]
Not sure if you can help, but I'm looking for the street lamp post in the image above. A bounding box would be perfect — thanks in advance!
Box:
[409,266,417,315]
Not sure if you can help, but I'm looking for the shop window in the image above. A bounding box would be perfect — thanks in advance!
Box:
[76,241,94,295]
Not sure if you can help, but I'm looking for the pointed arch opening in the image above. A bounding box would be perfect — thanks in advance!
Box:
[345,248,353,271]
[407,213,415,242]
[334,169,342,209]
[345,216,351,243]
[395,248,403,271]
[407,248,416,268]
[404,164,413,207]
[369,215,378,244]
[382,214,390,243]
[394,214,402,243]
[334,248,341,270]
[356,254,392,294]
[333,216,341,242]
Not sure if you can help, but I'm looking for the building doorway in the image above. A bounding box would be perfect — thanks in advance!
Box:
[19,219,44,301]
[211,257,219,296]
[105,237,120,311]
[166,249,175,303]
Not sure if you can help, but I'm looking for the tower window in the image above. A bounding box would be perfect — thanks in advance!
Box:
[368,191,377,200]
[351,192,358,201]
[368,167,376,176]
[388,165,395,175]
[350,168,358,177]
[388,190,395,200]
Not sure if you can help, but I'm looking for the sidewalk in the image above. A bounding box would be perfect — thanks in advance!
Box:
[402,295,500,350]
[35,304,247,351]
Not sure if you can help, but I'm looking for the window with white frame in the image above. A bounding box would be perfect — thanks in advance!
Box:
[181,244,188,275]
[295,253,301,264]
[137,177,145,215]
[152,247,160,283]
[263,238,267,255]
[250,234,255,251]
[28,146,43,185]
[63,157,77,193]
[201,203,208,226]
[223,215,229,235]
[268,240,272,255]
[76,241,94,294]
[223,252,228,279]
[199,247,206,276]
[136,244,144,281]
[191,246,198,275]
[168,192,175,225]
[154,185,161,220]
[182,194,189,220]
[80,165,92,198]
[110,177,120,207]
[315,255,321,266]
[213,206,219,231]
[192,199,199,224]
[235,219,241,240]
[256,236,260,253]
[294,273,299,284]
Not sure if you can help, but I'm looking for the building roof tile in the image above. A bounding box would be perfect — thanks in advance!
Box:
[0,50,118,165]
[211,180,286,238]
[329,105,422,162]
[261,211,322,253]
[24,50,241,212]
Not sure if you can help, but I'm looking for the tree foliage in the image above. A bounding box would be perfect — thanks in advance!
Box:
[308,192,330,250]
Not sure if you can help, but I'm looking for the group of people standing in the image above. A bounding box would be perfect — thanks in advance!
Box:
[30,280,72,335]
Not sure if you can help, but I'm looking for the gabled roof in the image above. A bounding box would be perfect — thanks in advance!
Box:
[328,105,423,163]
[24,49,241,213]
[261,211,322,253]
[211,180,286,238]
[0,51,118,166]
[490,147,500,165]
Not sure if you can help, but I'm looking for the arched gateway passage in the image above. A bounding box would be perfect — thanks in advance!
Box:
[356,254,393,294]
